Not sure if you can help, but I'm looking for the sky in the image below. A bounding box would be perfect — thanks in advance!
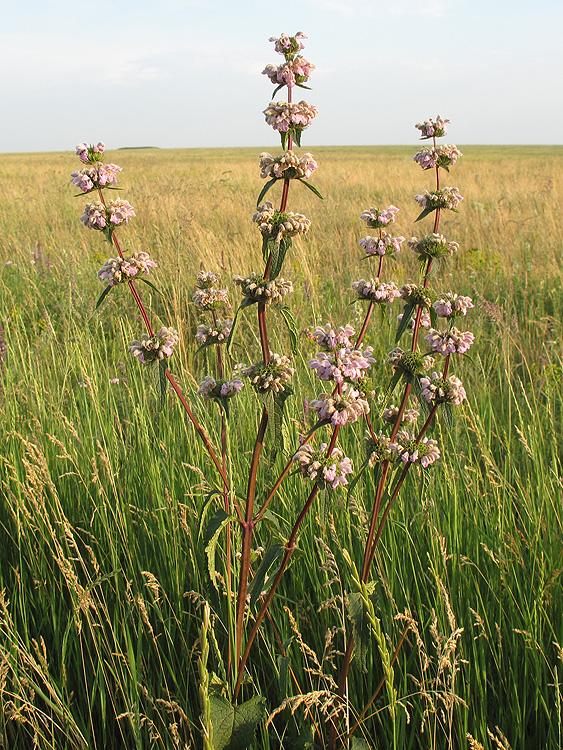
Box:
[1,0,561,152]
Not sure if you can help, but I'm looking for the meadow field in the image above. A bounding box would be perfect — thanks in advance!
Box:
[0,144,562,749]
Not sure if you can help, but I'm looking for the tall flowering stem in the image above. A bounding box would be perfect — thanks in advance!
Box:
[72,143,229,489]
[329,117,471,749]
[231,32,320,682]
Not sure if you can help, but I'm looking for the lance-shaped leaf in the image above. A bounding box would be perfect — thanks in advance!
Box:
[204,508,233,590]
[346,456,372,502]
[280,131,289,151]
[256,177,278,208]
[135,276,164,298]
[274,304,299,354]
[268,235,292,281]
[395,302,416,343]
[158,359,168,412]
[95,284,113,310]
[297,178,323,200]
[348,592,371,673]
[381,370,403,413]
[226,296,256,356]
[248,544,285,607]
[415,206,436,223]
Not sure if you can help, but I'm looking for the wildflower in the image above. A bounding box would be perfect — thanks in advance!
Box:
[79,201,107,229]
[75,141,106,164]
[310,385,370,426]
[196,270,221,289]
[98,252,156,286]
[263,100,318,134]
[71,163,123,192]
[433,293,474,318]
[425,327,475,355]
[192,287,229,310]
[262,56,315,87]
[360,205,399,229]
[195,320,233,346]
[241,352,295,393]
[392,431,441,467]
[415,116,450,139]
[408,234,459,261]
[351,278,401,304]
[365,431,400,467]
[269,32,307,56]
[420,372,467,406]
[259,150,317,180]
[413,145,462,171]
[197,375,244,399]
[308,346,375,384]
[382,406,420,424]
[359,233,405,256]
[98,257,136,285]
[293,443,353,490]
[387,347,432,375]
[309,323,355,351]
[128,327,179,364]
[399,284,434,308]
[414,187,464,212]
[107,198,136,226]
[397,310,432,330]
[252,202,310,240]
[233,273,293,305]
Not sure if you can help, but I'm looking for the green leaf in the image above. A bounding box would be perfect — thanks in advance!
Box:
[248,544,284,607]
[271,387,293,455]
[351,739,372,750]
[348,592,370,673]
[208,694,266,750]
[275,304,299,354]
[272,83,285,98]
[381,370,403,413]
[198,489,224,540]
[204,508,232,589]
[256,177,278,207]
[135,276,164,297]
[226,297,256,356]
[346,457,370,502]
[158,359,168,411]
[277,654,291,698]
[297,178,323,200]
[295,83,312,90]
[95,284,113,310]
[268,236,292,281]
[281,131,289,151]
[395,302,416,343]
[430,305,438,329]
[293,129,302,148]
[415,206,436,222]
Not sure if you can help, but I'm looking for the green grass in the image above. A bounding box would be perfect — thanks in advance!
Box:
[0,145,562,749]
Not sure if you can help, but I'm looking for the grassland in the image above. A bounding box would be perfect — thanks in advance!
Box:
[0,145,562,749]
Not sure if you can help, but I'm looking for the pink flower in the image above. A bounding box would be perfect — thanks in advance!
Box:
[75,141,106,164]
[263,100,318,133]
[107,198,135,226]
[309,323,355,350]
[359,233,405,256]
[360,205,400,229]
[80,201,106,229]
[71,163,123,192]
[414,187,463,212]
[262,56,315,88]
[433,293,474,318]
[425,327,475,355]
[351,278,401,304]
[415,116,450,139]
[269,32,307,55]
